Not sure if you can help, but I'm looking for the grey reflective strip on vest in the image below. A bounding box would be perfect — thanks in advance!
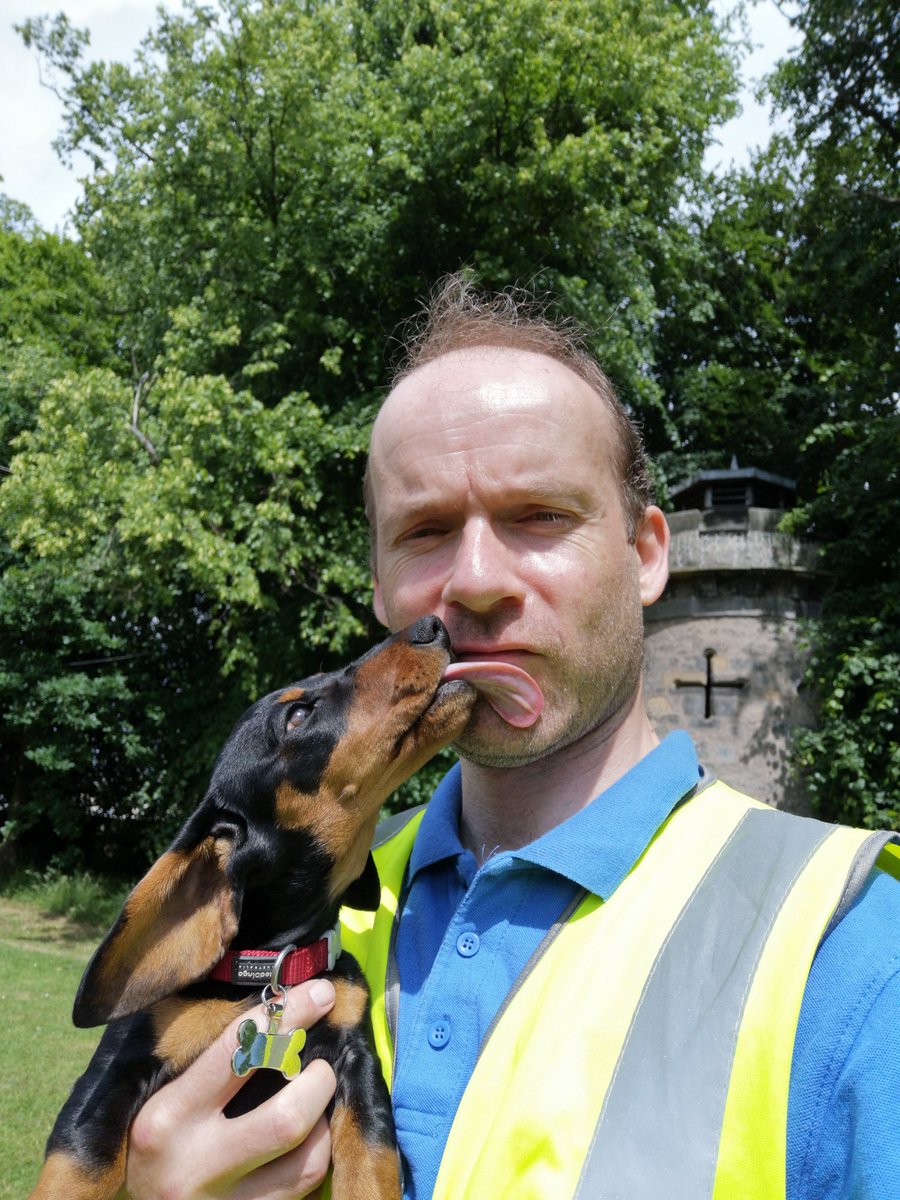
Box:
[822,829,900,940]
[372,804,425,850]
[574,806,837,1200]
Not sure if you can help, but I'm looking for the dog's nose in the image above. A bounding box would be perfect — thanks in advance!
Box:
[406,615,451,651]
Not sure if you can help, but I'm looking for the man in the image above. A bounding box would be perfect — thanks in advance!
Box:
[125,278,900,1198]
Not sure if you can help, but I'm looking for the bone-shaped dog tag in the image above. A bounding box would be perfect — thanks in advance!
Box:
[232,997,307,1080]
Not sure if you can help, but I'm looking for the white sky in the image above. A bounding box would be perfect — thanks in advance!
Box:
[0,1,799,236]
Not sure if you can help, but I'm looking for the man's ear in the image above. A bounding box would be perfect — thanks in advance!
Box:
[73,824,244,1028]
[635,505,670,607]
[340,853,381,912]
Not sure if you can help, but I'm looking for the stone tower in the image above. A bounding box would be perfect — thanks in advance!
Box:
[643,462,822,811]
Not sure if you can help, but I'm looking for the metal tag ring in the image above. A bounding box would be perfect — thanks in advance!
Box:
[265,943,297,997]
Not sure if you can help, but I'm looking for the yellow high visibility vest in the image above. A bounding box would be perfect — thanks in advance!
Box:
[341,780,900,1199]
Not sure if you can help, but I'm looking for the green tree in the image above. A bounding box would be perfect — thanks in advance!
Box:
[0,203,125,871]
[0,360,372,871]
[786,414,899,829]
[651,156,807,488]
[19,0,738,419]
[771,0,897,168]
[770,0,898,828]
[0,340,377,845]
[1,196,115,457]
[4,0,744,867]
[652,0,898,826]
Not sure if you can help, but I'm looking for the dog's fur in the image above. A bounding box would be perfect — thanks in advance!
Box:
[30,616,475,1200]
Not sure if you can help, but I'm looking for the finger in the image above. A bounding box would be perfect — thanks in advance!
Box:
[155,978,337,1120]
[208,1058,337,1186]
[128,1057,337,1198]
[281,977,336,1032]
[231,1114,332,1200]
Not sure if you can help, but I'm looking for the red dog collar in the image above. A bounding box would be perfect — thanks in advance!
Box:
[210,926,341,987]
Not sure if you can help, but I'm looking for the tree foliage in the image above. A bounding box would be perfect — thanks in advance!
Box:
[653,0,898,827]
[785,410,900,829]
[1,0,895,869]
[770,0,897,171]
[767,0,898,828]
[18,0,736,415]
[0,334,373,868]
[3,0,740,870]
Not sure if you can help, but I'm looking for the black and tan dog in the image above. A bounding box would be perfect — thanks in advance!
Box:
[30,615,476,1200]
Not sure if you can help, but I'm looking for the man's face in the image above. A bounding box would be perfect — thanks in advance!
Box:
[368,347,668,767]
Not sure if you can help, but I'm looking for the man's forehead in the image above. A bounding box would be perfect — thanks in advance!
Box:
[366,347,623,535]
[372,346,608,450]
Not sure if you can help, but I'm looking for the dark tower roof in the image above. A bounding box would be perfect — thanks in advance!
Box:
[669,460,796,514]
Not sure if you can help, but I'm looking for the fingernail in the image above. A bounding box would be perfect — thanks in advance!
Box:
[309,979,336,1006]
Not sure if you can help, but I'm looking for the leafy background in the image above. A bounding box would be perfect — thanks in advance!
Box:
[1,0,897,879]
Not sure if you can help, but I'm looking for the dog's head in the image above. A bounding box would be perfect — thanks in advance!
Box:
[74,616,474,1027]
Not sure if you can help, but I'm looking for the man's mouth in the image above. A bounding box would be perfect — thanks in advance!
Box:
[452,645,532,661]
[440,659,544,728]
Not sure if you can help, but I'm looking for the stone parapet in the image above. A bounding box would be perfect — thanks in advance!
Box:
[665,508,821,576]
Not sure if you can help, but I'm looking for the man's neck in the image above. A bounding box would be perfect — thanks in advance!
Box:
[458,692,659,864]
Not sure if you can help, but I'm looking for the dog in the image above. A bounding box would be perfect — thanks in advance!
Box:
[30,615,477,1200]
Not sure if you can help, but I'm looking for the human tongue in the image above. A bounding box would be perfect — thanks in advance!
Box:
[441,660,544,728]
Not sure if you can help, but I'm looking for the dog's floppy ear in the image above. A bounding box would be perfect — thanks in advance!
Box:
[340,852,382,912]
[73,826,243,1027]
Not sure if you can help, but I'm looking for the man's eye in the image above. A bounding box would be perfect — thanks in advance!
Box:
[524,510,569,525]
[401,525,446,542]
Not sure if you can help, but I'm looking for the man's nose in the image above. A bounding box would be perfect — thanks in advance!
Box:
[440,518,524,613]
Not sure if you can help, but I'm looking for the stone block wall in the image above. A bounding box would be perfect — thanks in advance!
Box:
[643,508,823,812]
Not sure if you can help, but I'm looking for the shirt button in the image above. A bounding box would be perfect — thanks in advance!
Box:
[456,931,481,958]
[428,1021,451,1049]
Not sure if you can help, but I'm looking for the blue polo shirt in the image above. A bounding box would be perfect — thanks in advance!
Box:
[391,731,900,1199]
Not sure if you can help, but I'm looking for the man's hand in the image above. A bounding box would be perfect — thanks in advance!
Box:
[125,979,338,1199]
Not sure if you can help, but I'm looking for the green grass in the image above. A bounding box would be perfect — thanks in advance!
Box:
[3,867,130,930]
[0,892,108,1198]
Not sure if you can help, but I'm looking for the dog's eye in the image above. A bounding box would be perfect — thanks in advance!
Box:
[285,703,314,731]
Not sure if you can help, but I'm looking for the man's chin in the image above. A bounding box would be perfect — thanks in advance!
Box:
[454,738,548,770]
[453,675,640,770]
[452,704,575,770]
[451,703,542,768]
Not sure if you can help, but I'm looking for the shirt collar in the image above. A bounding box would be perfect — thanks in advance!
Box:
[409,731,703,900]
[408,762,467,879]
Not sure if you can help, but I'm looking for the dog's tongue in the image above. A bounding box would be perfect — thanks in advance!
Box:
[442,660,544,728]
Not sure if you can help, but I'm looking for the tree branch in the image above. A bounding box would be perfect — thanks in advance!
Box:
[129,371,160,464]
[838,184,900,206]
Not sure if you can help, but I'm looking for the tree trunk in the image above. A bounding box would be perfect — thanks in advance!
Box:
[0,741,28,877]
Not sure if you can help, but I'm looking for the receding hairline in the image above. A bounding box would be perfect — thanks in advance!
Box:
[365,341,633,562]
[373,341,617,449]
[365,273,654,554]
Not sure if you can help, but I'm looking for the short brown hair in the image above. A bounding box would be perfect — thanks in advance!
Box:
[366,273,654,543]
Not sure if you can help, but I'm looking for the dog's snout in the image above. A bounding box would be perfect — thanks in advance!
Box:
[405,615,450,651]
